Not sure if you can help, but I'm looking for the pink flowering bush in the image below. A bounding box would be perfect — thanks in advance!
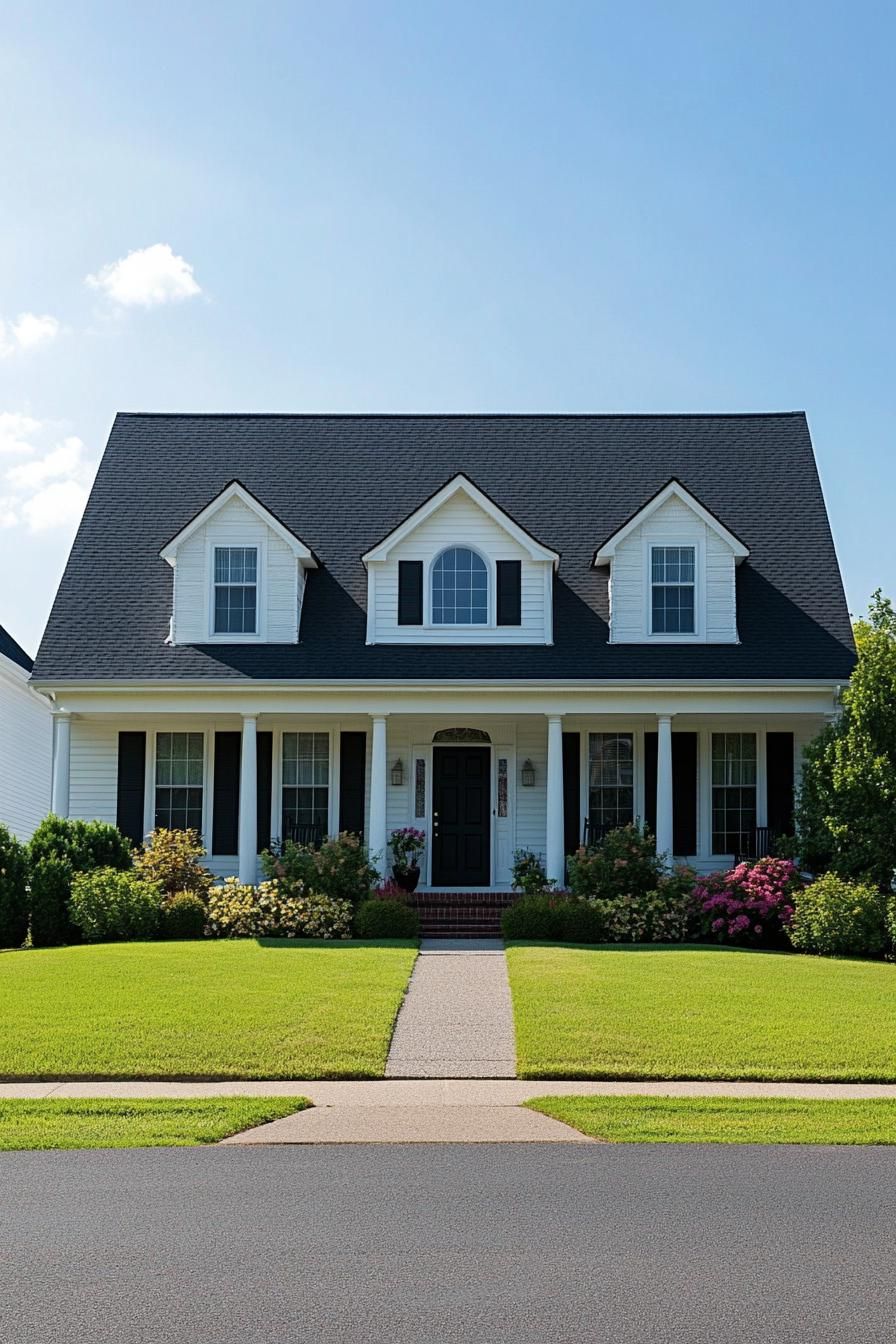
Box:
[567,823,663,901]
[694,857,803,948]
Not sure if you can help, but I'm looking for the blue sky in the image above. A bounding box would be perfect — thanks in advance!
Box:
[1,1,893,654]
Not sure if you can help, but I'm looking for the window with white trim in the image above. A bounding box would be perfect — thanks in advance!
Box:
[155,732,204,832]
[711,733,757,854]
[281,732,329,840]
[650,545,695,634]
[588,732,634,836]
[213,546,258,634]
[431,547,488,625]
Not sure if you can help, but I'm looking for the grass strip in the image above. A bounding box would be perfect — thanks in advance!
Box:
[0,1096,309,1150]
[526,1094,896,1144]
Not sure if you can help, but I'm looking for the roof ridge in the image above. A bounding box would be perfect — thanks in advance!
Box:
[114,410,808,421]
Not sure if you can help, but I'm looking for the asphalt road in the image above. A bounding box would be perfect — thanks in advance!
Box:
[2,1144,894,1343]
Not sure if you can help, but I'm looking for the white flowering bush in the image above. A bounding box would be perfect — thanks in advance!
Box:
[206,877,352,940]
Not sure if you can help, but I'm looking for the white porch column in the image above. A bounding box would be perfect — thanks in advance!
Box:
[237,715,258,885]
[51,711,71,818]
[656,714,674,864]
[546,713,565,887]
[369,714,388,877]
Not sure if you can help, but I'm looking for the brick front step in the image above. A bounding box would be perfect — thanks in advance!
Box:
[408,891,519,939]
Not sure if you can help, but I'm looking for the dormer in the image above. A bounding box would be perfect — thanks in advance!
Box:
[593,479,749,644]
[362,474,559,645]
[159,481,317,645]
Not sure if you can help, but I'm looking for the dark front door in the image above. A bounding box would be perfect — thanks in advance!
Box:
[432,746,491,886]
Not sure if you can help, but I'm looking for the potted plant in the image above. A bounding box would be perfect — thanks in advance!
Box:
[389,827,426,893]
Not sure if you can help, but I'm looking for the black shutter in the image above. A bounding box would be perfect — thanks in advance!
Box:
[672,733,698,856]
[496,560,522,626]
[339,731,367,836]
[766,732,795,836]
[644,733,658,838]
[256,731,273,853]
[212,732,241,855]
[562,732,581,856]
[116,732,146,847]
[398,561,423,625]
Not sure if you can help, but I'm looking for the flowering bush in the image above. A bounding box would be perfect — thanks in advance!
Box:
[694,857,802,948]
[263,832,377,905]
[503,870,698,945]
[374,879,410,902]
[389,828,426,868]
[567,824,663,902]
[511,849,554,896]
[69,867,161,942]
[134,829,212,899]
[790,873,887,958]
[206,877,352,939]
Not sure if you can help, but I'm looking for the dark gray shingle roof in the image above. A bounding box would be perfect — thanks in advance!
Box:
[0,623,32,673]
[32,412,855,683]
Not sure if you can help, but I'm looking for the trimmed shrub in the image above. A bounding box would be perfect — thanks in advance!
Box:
[69,867,161,942]
[206,877,353,939]
[354,899,420,939]
[511,849,554,896]
[502,895,566,942]
[567,823,663,902]
[263,832,378,906]
[790,873,887,958]
[161,891,208,939]
[134,828,212,899]
[29,816,132,947]
[0,823,28,949]
[694,857,802,948]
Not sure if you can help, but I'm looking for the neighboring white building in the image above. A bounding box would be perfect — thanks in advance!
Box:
[31,412,856,891]
[0,624,51,841]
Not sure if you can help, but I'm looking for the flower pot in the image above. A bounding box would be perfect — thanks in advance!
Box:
[392,864,421,894]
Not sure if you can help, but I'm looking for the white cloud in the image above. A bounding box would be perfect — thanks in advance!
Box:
[0,415,95,535]
[0,313,60,358]
[85,243,201,307]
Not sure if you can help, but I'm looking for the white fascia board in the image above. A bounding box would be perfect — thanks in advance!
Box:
[159,481,317,568]
[593,479,750,565]
[361,473,560,568]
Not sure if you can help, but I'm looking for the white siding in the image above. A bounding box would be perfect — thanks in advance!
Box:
[0,659,51,841]
[610,495,738,643]
[371,493,551,644]
[171,496,300,644]
[68,718,119,826]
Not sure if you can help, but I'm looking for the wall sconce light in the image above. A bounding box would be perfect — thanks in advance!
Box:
[390,759,404,786]
[520,759,535,787]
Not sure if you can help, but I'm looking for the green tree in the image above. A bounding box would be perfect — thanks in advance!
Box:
[797,590,896,889]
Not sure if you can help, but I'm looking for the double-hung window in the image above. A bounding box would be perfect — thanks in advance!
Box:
[711,733,757,854]
[213,546,258,634]
[588,732,634,839]
[651,545,696,634]
[281,732,329,840]
[155,732,204,832]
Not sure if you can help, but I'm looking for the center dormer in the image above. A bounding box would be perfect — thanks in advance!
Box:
[362,474,559,645]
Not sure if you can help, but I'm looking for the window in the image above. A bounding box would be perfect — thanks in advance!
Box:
[651,545,695,634]
[712,733,757,854]
[431,547,488,625]
[281,732,329,840]
[213,546,258,634]
[155,732,204,832]
[588,733,634,837]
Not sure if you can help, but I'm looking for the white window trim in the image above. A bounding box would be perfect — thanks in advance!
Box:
[425,545,495,631]
[204,536,268,642]
[641,536,706,643]
[648,542,699,639]
[145,727,210,845]
[277,728,334,842]
[709,729,759,857]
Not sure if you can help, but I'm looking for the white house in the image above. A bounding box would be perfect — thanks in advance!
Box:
[0,623,51,841]
[31,412,855,900]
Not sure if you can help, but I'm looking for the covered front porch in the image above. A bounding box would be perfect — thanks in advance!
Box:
[49,683,837,891]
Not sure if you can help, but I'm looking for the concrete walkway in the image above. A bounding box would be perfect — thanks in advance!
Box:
[384,938,517,1078]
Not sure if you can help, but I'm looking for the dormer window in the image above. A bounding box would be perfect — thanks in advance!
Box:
[650,545,695,635]
[213,546,258,634]
[432,547,488,625]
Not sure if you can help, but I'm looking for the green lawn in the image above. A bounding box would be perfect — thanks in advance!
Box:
[0,1097,308,1149]
[506,944,896,1080]
[527,1094,896,1144]
[0,939,418,1079]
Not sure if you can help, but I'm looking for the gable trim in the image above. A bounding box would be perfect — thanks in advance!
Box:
[361,473,560,568]
[159,480,318,567]
[592,478,750,566]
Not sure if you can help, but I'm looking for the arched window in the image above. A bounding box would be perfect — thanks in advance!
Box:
[431,547,488,625]
[432,728,491,743]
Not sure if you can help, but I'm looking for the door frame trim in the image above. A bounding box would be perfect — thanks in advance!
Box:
[430,743,493,888]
